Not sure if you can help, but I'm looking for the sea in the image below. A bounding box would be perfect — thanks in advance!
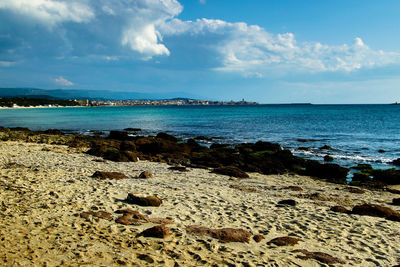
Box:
[1,104,399,170]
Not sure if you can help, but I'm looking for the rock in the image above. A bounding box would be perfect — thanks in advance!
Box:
[147,218,175,225]
[345,187,365,194]
[285,186,303,191]
[277,199,297,206]
[351,203,400,221]
[298,147,311,151]
[138,171,153,179]
[253,234,264,243]
[351,163,373,172]
[392,158,400,166]
[194,136,212,141]
[392,198,400,206]
[120,141,136,151]
[304,161,348,183]
[186,225,251,243]
[140,225,170,238]
[267,236,300,246]
[351,173,371,183]
[323,155,334,162]
[387,188,400,194]
[156,132,178,142]
[293,249,346,264]
[319,145,333,150]
[124,128,141,132]
[168,166,189,172]
[378,149,386,153]
[66,179,76,183]
[330,206,350,213]
[212,166,249,178]
[108,130,131,141]
[126,193,162,207]
[115,209,149,220]
[115,214,142,225]
[373,169,400,185]
[92,171,128,180]
[79,211,113,222]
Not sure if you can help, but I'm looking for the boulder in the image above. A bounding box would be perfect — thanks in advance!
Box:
[277,199,297,206]
[186,225,251,243]
[319,145,333,150]
[253,234,264,243]
[140,225,170,238]
[392,198,400,206]
[345,187,365,194]
[120,141,136,151]
[304,161,348,183]
[351,203,400,221]
[392,158,400,166]
[330,206,350,213]
[108,130,130,141]
[126,193,162,207]
[124,128,141,132]
[115,214,142,226]
[285,186,303,191]
[156,132,178,142]
[323,155,334,162]
[138,171,153,179]
[92,171,128,180]
[212,166,249,178]
[373,169,400,185]
[293,249,346,264]
[267,236,300,246]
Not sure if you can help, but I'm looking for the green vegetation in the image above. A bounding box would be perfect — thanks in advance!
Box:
[0,97,80,107]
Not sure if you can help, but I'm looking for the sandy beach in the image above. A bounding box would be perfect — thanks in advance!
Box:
[0,140,399,266]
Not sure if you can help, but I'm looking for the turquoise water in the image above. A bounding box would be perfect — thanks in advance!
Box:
[1,104,399,168]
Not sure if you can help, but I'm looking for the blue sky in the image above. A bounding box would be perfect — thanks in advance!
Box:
[1,0,400,103]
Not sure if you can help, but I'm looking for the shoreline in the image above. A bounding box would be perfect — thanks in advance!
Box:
[0,140,399,265]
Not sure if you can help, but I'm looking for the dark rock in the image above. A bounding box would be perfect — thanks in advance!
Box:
[92,171,128,180]
[372,169,400,185]
[43,129,62,135]
[351,203,400,221]
[393,198,400,206]
[126,193,162,207]
[267,236,300,246]
[253,234,264,243]
[319,145,333,150]
[115,214,142,225]
[108,130,131,141]
[138,171,153,179]
[156,132,178,142]
[345,187,365,194]
[351,164,373,172]
[124,128,141,132]
[285,186,303,191]
[186,225,251,243]
[66,179,76,183]
[140,225,170,238]
[278,199,297,206]
[387,188,400,194]
[293,249,346,264]
[212,166,249,178]
[168,166,189,172]
[103,147,130,162]
[378,149,386,153]
[392,158,400,166]
[120,141,136,151]
[297,147,311,151]
[304,161,348,183]
[330,206,350,213]
[351,172,371,183]
[323,155,334,162]
[122,151,138,162]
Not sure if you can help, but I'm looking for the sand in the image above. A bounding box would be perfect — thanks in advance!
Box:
[0,141,399,266]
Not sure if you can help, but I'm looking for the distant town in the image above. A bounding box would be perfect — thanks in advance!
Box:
[0,97,258,108]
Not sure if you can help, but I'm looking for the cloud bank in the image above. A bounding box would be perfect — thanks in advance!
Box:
[0,0,399,76]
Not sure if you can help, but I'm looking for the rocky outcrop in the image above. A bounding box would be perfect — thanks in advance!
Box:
[186,225,251,243]
[267,236,299,246]
[125,193,162,207]
[304,161,348,183]
[372,169,400,185]
[393,198,400,205]
[277,199,297,206]
[140,225,170,238]
[138,171,153,179]
[293,249,346,264]
[351,203,400,222]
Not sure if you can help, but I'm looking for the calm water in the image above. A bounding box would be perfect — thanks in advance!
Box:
[1,104,399,168]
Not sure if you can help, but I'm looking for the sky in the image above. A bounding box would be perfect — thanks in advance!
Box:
[0,0,400,103]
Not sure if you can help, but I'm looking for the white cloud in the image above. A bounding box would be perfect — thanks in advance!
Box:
[1,0,399,73]
[160,18,400,75]
[54,76,74,86]
[0,0,94,27]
